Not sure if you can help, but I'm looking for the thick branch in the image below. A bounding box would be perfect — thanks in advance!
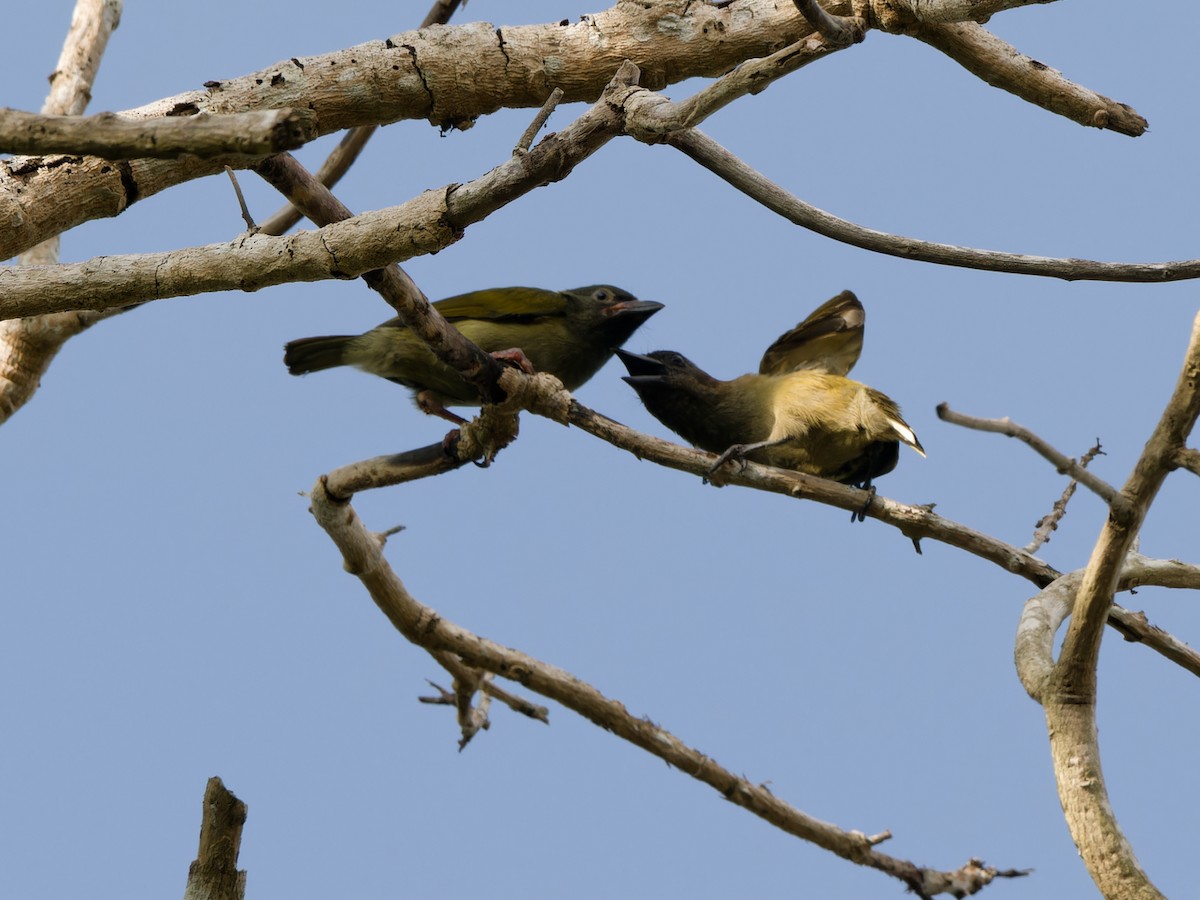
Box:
[0,1,825,262]
[1016,556,1200,701]
[1024,312,1200,898]
[0,63,641,321]
[0,0,1147,262]
[1059,312,1200,692]
[183,777,247,900]
[0,0,122,425]
[892,0,1058,22]
[0,107,317,158]
[257,0,468,236]
[909,21,1147,136]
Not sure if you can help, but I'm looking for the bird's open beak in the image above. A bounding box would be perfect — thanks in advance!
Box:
[615,348,667,379]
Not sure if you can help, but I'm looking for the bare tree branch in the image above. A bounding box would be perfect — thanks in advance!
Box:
[909,20,1147,136]
[1174,447,1200,476]
[0,0,122,425]
[1059,311,1200,688]
[937,404,1122,507]
[421,661,551,725]
[310,363,1200,678]
[257,0,468,236]
[0,1,1147,264]
[514,87,564,155]
[307,472,1028,896]
[252,152,509,405]
[182,777,247,900]
[791,0,864,46]
[0,63,642,322]
[1024,441,1104,554]
[0,2,832,263]
[0,107,317,158]
[890,0,1058,22]
[258,126,377,236]
[1024,311,1200,897]
[662,128,1198,281]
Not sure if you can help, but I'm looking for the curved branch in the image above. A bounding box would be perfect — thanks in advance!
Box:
[1017,312,1200,898]
[1059,312,1200,690]
[936,403,1122,507]
[307,474,1028,896]
[662,128,1200,281]
[1017,555,1200,700]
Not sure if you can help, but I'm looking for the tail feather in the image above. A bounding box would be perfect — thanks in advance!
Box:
[283,335,352,375]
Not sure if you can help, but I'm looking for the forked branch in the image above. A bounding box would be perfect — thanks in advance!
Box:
[1016,311,1200,898]
[307,472,1028,896]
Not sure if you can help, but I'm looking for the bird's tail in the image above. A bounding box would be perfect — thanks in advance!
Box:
[283,335,353,375]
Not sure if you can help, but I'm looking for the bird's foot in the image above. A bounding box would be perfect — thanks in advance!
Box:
[851,483,876,523]
[491,347,536,375]
[417,390,468,424]
[703,444,752,485]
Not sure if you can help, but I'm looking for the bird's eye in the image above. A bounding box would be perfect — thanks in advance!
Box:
[669,353,685,366]
[593,289,610,302]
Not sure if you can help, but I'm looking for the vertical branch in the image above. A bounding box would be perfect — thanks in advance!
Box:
[1036,311,1200,898]
[0,0,123,424]
[182,777,247,900]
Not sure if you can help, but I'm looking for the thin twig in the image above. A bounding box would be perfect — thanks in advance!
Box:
[790,0,863,45]
[223,167,257,231]
[1024,441,1103,554]
[419,0,465,29]
[936,404,1123,508]
[514,87,563,154]
[662,128,1196,282]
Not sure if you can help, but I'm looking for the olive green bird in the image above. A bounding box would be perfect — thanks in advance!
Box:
[617,290,924,488]
[284,285,662,423]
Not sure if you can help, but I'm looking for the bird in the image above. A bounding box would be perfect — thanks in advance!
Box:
[616,290,923,490]
[284,285,663,423]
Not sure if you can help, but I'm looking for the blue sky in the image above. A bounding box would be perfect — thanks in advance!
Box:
[3,2,1198,897]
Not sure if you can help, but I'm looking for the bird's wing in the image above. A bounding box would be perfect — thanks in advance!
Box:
[758,290,865,376]
[433,287,565,322]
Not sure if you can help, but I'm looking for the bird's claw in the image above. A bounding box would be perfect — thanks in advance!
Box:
[491,347,536,375]
[850,484,877,523]
[703,445,751,485]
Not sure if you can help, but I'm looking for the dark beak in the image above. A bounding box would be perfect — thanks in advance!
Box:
[615,348,667,377]
[604,299,664,320]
